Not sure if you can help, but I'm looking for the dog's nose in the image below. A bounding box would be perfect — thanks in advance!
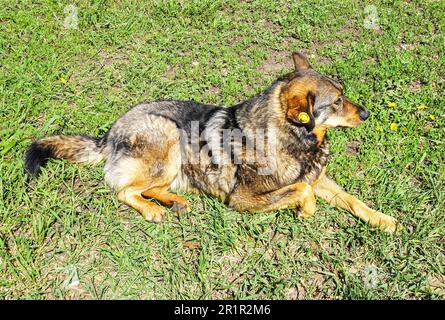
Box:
[358,107,370,121]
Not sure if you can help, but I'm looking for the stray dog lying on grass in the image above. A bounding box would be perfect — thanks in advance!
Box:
[25,52,398,232]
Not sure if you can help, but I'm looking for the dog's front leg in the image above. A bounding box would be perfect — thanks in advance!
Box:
[313,174,398,232]
[229,182,316,218]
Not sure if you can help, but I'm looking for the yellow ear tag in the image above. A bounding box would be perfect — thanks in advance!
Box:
[298,112,310,124]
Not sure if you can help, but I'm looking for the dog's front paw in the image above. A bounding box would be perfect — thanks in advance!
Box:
[373,212,400,233]
[294,202,316,219]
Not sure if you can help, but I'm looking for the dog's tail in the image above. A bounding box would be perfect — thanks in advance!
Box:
[24,134,108,175]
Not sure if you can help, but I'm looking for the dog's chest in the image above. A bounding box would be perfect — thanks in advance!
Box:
[278,141,330,185]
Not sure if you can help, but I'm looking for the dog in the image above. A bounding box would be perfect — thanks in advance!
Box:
[25,52,398,232]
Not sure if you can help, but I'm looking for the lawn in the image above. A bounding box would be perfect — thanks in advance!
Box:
[0,0,444,299]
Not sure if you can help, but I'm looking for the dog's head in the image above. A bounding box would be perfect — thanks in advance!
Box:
[280,52,369,131]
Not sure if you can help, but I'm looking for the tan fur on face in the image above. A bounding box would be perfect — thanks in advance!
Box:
[342,98,363,127]
[280,77,316,125]
[278,69,366,131]
[321,98,363,128]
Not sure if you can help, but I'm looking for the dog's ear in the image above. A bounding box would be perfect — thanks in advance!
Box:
[292,52,311,71]
[284,90,315,131]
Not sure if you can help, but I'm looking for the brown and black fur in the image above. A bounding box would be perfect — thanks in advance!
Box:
[25,52,398,232]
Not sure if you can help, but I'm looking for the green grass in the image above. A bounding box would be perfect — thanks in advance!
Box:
[1,0,444,299]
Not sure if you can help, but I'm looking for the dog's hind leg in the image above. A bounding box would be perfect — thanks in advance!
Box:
[110,155,187,222]
[142,187,190,213]
[313,173,398,233]
[117,183,167,222]
[104,115,188,222]
[108,149,187,222]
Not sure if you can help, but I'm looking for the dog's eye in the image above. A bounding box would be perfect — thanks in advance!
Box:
[332,98,342,110]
